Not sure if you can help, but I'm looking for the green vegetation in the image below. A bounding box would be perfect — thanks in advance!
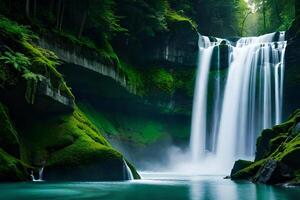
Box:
[231,109,300,184]
[20,107,139,180]
[0,148,29,182]
[79,103,191,146]
[250,0,295,34]
[0,102,19,157]
[148,68,175,95]
[0,16,74,102]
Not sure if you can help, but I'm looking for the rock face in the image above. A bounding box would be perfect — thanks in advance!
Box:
[284,7,300,118]
[143,20,198,67]
[35,78,75,113]
[0,102,30,182]
[0,16,140,182]
[230,160,253,177]
[0,102,20,157]
[230,109,300,185]
[37,35,136,94]
[253,159,294,184]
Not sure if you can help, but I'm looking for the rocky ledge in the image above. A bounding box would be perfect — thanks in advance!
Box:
[230,109,300,186]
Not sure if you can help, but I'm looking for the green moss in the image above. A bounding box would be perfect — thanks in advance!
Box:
[79,103,166,146]
[50,29,120,67]
[230,159,253,176]
[0,148,29,182]
[0,16,74,101]
[78,102,192,146]
[231,159,266,180]
[0,15,34,40]
[0,102,20,157]
[255,129,277,160]
[21,107,110,165]
[20,107,140,180]
[144,68,175,96]
[119,60,145,95]
[232,109,300,183]
[166,9,197,30]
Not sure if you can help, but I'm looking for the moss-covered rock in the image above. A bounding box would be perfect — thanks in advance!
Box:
[230,160,253,177]
[0,102,19,157]
[255,129,277,161]
[231,159,265,180]
[231,109,300,185]
[0,148,30,182]
[20,107,139,181]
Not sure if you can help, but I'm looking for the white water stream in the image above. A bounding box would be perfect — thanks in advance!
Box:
[189,32,287,173]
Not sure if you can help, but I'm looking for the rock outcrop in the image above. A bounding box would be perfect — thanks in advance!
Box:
[231,109,300,185]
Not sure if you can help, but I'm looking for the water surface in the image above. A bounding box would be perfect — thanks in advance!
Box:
[1,173,299,200]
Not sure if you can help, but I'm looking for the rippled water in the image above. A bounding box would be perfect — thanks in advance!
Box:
[1,173,299,200]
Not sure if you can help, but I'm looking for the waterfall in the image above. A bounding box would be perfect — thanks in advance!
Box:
[31,167,44,182]
[189,32,287,173]
[123,160,134,180]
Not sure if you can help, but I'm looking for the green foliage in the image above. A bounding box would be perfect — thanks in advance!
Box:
[250,0,295,34]
[21,107,111,165]
[0,148,29,182]
[119,61,144,95]
[0,16,74,101]
[149,68,175,95]
[166,9,197,30]
[0,50,31,72]
[0,15,34,40]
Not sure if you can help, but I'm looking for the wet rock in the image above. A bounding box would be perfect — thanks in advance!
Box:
[255,129,276,161]
[253,159,294,184]
[230,160,253,177]
[291,122,300,136]
[35,78,75,113]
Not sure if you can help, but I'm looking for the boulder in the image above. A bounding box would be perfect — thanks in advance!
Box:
[255,129,276,161]
[230,160,253,177]
[253,159,294,184]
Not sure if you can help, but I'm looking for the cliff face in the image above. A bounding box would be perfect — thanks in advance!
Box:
[284,2,300,118]
[0,16,139,182]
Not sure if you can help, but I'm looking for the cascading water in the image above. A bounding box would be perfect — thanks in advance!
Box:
[123,160,134,180]
[189,32,287,173]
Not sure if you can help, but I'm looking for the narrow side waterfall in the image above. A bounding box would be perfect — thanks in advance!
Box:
[189,32,287,174]
[123,160,134,180]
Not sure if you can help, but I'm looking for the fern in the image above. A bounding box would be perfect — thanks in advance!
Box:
[0,50,31,72]
[22,71,44,82]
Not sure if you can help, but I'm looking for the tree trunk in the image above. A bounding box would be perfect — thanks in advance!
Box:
[26,0,30,18]
[240,11,252,37]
